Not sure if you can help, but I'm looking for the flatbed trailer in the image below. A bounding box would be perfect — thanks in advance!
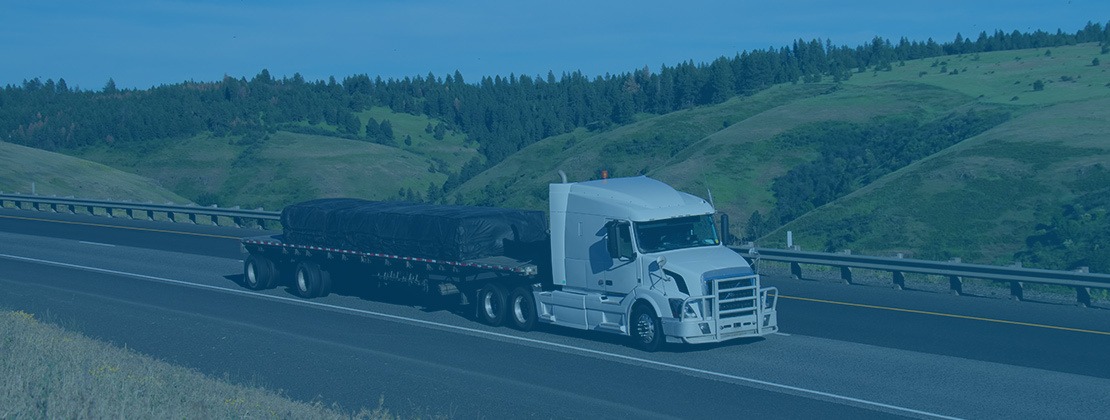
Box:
[241,234,541,301]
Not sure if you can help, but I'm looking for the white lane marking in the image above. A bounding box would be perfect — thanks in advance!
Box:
[773,332,791,337]
[78,241,116,247]
[0,252,960,420]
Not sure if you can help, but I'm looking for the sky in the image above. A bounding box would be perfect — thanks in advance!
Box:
[2,0,1108,90]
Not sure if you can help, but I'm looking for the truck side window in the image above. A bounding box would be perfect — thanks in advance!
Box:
[606,221,635,261]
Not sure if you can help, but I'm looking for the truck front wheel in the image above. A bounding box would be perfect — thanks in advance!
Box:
[477,283,508,326]
[244,255,277,290]
[294,262,331,298]
[631,304,664,352]
[508,287,537,331]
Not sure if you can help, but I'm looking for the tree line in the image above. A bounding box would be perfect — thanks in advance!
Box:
[1,22,1108,186]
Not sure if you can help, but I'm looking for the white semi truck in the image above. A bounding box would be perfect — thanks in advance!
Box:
[241,175,778,351]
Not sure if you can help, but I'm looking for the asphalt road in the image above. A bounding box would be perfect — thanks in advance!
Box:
[2,207,1109,419]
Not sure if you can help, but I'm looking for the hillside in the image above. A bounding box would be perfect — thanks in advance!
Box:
[457,43,1108,267]
[70,129,455,210]
[0,141,186,203]
[761,43,1110,264]
[454,81,978,217]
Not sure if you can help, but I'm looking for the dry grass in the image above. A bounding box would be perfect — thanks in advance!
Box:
[0,310,399,419]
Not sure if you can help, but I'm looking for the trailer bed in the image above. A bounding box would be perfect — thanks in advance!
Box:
[242,234,539,276]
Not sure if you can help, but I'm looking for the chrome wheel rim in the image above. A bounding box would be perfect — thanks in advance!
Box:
[513,296,527,324]
[636,313,655,343]
[297,269,308,293]
[483,291,498,319]
[246,262,258,287]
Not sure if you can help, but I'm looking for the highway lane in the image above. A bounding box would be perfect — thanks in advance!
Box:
[6,207,1110,379]
[3,208,1110,417]
[0,236,883,419]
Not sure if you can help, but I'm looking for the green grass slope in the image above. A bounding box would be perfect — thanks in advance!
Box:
[458,43,1107,267]
[455,79,980,221]
[763,43,1110,263]
[0,141,187,203]
[72,131,446,210]
[453,83,837,209]
[766,96,1110,263]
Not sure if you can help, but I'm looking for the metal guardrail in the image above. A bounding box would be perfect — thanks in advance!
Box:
[3,193,1105,306]
[731,246,1110,307]
[0,193,280,228]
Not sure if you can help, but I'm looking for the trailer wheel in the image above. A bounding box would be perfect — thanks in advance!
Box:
[477,283,508,326]
[294,262,328,298]
[631,303,663,352]
[244,255,277,290]
[508,287,537,331]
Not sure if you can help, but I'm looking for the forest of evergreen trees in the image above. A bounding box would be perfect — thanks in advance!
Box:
[3,22,1107,185]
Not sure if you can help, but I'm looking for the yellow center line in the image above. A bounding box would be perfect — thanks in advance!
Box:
[0,213,243,240]
[781,294,1110,336]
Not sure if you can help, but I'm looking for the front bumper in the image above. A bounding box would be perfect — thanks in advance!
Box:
[662,279,779,344]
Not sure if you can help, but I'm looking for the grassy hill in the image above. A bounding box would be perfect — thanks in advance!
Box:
[457,43,1108,266]
[0,141,186,203]
[61,105,479,210]
[454,81,978,217]
[758,43,1110,263]
[71,130,451,210]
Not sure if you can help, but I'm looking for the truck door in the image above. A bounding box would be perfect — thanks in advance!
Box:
[599,220,641,295]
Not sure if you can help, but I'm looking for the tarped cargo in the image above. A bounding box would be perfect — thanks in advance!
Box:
[281,199,548,261]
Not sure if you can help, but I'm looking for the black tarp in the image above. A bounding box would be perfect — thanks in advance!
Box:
[281,199,548,261]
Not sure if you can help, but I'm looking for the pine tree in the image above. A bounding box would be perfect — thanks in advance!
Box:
[365,117,380,141]
[379,119,395,144]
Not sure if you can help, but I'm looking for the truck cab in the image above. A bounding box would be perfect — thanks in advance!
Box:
[534,175,778,350]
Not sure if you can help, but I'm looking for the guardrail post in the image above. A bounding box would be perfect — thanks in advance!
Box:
[1075,267,1092,307]
[145,210,153,221]
[32,202,41,211]
[232,217,244,228]
[1010,281,1024,301]
[49,203,59,213]
[790,262,802,280]
[1076,287,1092,307]
[125,209,135,219]
[188,213,197,224]
[840,266,854,284]
[105,207,114,218]
[949,276,964,295]
[892,271,905,290]
[167,212,176,222]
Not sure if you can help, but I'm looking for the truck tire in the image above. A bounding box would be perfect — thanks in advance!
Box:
[244,255,277,290]
[631,303,664,352]
[477,283,508,326]
[294,262,328,298]
[508,286,537,331]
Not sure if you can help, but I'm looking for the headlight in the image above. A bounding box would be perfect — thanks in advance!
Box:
[683,302,699,319]
[669,299,703,319]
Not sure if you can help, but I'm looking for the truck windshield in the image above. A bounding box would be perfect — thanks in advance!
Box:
[634,214,720,253]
